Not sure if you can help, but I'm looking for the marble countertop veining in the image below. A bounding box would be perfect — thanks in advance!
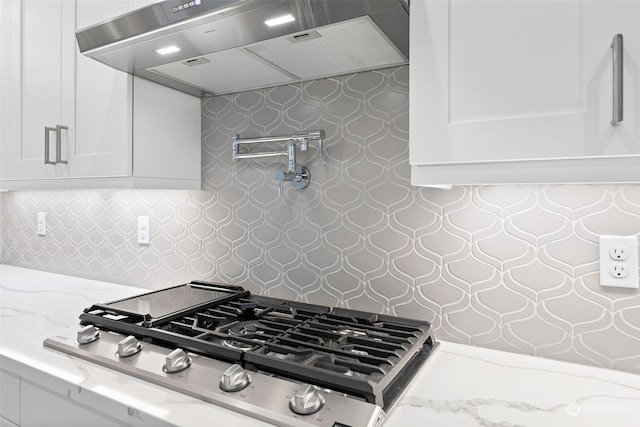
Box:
[385,342,640,427]
[1,264,639,427]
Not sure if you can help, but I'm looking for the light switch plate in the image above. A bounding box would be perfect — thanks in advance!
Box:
[37,212,46,236]
[138,216,150,245]
[599,235,639,288]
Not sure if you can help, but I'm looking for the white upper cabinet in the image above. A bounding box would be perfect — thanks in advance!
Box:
[1,0,201,190]
[5,0,75,181]
[70,0,132,179]
[410,0,640,185]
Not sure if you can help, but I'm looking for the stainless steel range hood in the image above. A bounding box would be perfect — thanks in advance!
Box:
[77,0,409,97]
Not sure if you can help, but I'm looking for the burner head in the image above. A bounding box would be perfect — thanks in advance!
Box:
[227,320,267,337]
[221,320,270,350]
[222,339,255,351]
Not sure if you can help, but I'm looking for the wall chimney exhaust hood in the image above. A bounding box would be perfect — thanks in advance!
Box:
[76,0,409,97]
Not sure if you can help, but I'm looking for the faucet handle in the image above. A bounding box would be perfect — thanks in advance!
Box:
[275,170,295,197]
[291,165,310,190]
[275,165,310,197]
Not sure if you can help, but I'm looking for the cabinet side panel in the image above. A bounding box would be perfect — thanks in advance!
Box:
[133,77,201,183]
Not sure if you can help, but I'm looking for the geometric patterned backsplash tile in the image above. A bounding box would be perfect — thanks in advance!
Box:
[2,66,639,374]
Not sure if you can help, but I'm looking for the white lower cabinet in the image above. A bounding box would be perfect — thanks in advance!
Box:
[0,370,20,426]
[20,380,129,427]
[2,370,130,427]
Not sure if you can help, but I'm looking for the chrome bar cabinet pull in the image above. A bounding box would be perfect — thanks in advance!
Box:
[611,34,623,126]
[44,124,68,165]
[44,126,56,165]
[55,124,68,164]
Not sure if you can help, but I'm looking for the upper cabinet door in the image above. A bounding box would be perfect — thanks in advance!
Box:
[410,0,640,184]
[70,0,132,179]
[7,0,75,180]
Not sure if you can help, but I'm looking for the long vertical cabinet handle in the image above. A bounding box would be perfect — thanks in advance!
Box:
[44,126,57,164]
[611,34,623,126]
[55,125,68,164]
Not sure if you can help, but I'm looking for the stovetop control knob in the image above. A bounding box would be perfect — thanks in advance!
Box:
[77,325,100,344]
[117,335,143,358]
[219,364,251,392]
[289,384,325,415]
[163,348,191,374]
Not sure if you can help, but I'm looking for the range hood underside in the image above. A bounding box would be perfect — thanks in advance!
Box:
[79,0,409,97]
[149,16,406,95]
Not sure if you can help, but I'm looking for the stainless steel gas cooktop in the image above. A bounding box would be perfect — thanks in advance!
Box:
[44,281,436,427]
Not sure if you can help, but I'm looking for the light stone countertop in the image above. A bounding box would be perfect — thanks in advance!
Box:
[1,264,639,427]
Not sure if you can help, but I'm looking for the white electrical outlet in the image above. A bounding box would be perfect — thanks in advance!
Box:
[609,246,628,260]
[137,216,150,245]
[599,235,639,288]
[37,212,46,236]
[609,263,629,278]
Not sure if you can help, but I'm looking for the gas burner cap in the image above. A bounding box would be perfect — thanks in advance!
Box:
[222,340,254,351]
[227,321,266,336]
[242,323,257,332]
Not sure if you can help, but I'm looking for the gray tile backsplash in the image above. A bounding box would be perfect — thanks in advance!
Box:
[2,66,640,374]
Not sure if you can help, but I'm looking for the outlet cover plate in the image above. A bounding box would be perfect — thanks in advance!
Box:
[599,235,639,288]
[138,216,150,245]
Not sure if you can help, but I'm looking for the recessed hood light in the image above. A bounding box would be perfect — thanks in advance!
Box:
[264,14,295,27]
[155,45,181,55]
